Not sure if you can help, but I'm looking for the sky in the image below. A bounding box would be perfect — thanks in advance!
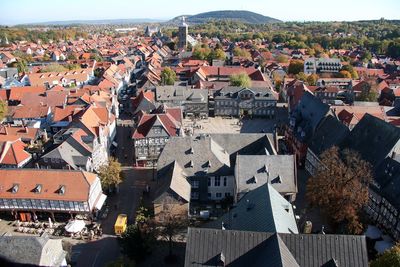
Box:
[0,0,399,25]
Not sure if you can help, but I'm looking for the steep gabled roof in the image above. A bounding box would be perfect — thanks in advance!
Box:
[204,183,298,234]
[185,228,368,267]
[339,113,400,167]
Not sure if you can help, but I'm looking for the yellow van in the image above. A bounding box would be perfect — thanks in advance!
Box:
[114,214,127,236]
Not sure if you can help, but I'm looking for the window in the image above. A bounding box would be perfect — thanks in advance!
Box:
[154,127,161,134]
[216,193,222,198]
[215,176,220,186]
[192,181,199,189]
[191,192,199,200]
[208,177,211,186]
[225,193,231,197]
[223,177,227,186]
[207,193,211,198]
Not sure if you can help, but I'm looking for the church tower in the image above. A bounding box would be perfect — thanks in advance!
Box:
[178,16,188,49]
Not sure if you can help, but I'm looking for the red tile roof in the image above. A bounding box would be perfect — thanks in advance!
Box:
[9,86,46,102]
[0,169,98,202]
[0,139,31,166]
[132,108,182,139]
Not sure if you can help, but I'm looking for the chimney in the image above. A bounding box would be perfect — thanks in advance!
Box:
[24,126,28,133]
[68,115,72,122]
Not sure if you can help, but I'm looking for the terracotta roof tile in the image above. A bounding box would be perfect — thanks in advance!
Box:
[0,169,97,202]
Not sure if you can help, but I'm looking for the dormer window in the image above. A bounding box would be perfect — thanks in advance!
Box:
[11,184,19,194]
[58,185,65,195]
[34,184,42,194]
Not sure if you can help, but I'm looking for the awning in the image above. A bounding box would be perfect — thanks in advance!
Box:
[95,194,107,210]
[65,220,85,233]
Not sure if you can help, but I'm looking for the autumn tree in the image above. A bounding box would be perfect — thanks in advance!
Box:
[0,100,7,121]
[40,63,68,73]
[288,60,304,75]
[295,72,308,82]
[306,73,319,86]
[161,67,176,86]
[306,146,372,234]
[337,70,352,78]
[275,54,289,63]
[232,47,251,59]
[230,73,252,87]
[371,243,400,267]
[98,157,123,192]
[157,200,188,263]
[209,48,226,61]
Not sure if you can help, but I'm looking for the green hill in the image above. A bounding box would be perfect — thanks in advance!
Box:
[169,10,281,25]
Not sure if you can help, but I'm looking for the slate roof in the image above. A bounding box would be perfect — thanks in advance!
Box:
[204,183,299,234]
[155,86,208,103]
[373,157,400,210]
[290,91,331,142]
[0,233,67,266]
[339,113,400,167]
[235,155,297,197]
[215,86,278,101]
[308,115,350,156]
[157,134,276,177]
[154,161,191,204]
[42,128,92,170]
[185,228,368,267]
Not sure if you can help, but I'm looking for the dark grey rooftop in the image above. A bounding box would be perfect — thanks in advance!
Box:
[235,155,297,197]
[339,113,400,167]
[308,115,350,156]
[185,228,369,267]
[215,87,278,101]
[204,183,299,234]
[157,134,277,178]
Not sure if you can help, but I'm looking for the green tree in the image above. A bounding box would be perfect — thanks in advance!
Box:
[357,81,377,102]
[120,224,155,262]
[295,72,307,82]
[157,200,188,263]
[161,67,177,85]
[232,47,251,59]
[98,157,123,192]
[192,45,211,60]
[288,60,304,75]
[230,73,252,87]
[209,48,226,61]
[0,100,7,121]
[306,73,319,86]
[16,60,28,74]
[341,65,359,79]
[337,70,352,78]
[40,63,68,73]
[306,147,372,234]
[275,54,289,63]
[371,243,400,267]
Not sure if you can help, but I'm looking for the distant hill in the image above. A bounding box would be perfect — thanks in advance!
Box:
[169,10,281,25]
[16,18,165,26]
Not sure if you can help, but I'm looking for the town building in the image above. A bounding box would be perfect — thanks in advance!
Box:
[214,87,278,118]
[178,17,188,49]
[305,115,350,175]
[204,183,299,234]
[155,86,208,118]
[184,228,369,267]
[285,92,331,166]
[132,106,182,167]
[0,233,67,266]
[0,169,107,220]
[235,155,297,202]
[156,134,277,217]
[304,57,342,75]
